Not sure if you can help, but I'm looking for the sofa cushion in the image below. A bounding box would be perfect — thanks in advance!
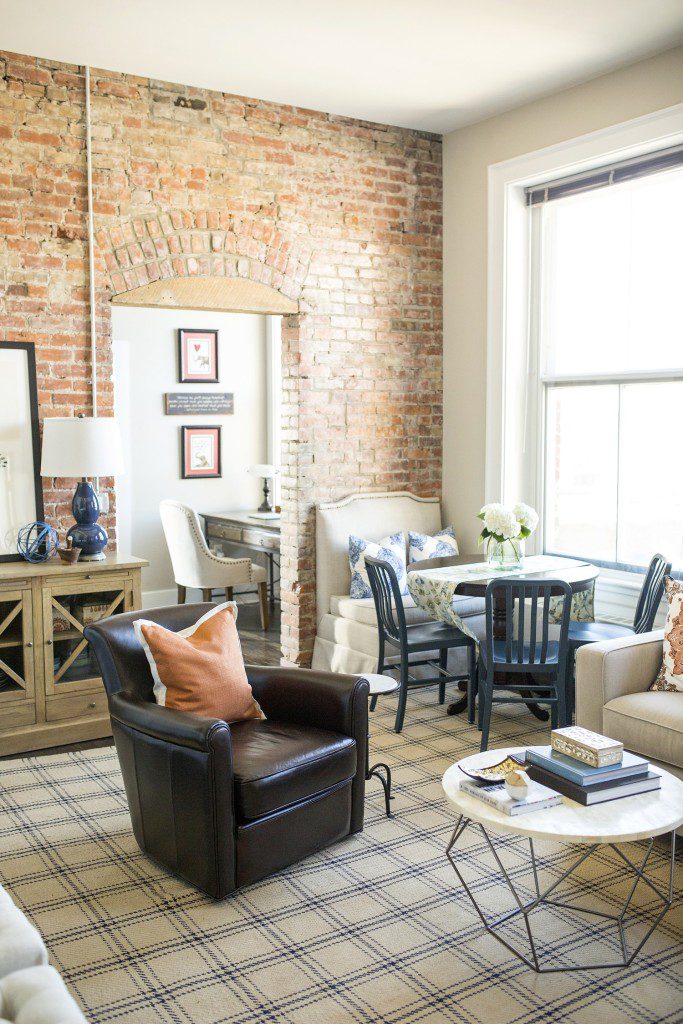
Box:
[0,889,46,981]
[349,532,408,599]
[331,594,485,627]
[603,691,683,769]
[650,576,683,692]
[408,527,459,563]
[0,965,86,1024]
[230,720,356,821]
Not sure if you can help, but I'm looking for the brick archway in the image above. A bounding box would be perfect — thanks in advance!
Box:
[96,212,312,665]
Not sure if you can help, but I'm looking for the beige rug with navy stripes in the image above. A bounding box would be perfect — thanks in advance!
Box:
[1,692,681,1024]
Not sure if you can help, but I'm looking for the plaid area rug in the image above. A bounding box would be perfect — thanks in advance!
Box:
[0,692,681,1024]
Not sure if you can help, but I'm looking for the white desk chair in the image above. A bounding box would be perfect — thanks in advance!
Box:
[160,500,269,630]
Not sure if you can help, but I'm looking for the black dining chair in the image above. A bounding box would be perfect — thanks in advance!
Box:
[563,553,671,717]
[478,578,572,751]
[568,553,670,648]
[365,555,477,733]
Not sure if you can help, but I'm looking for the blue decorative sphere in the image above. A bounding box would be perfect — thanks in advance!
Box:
[17,522,59,563]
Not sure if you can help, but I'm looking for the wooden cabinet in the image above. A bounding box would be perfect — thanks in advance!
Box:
[0,555,147,756]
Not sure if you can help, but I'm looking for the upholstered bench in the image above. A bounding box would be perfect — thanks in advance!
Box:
[312,491,486,675]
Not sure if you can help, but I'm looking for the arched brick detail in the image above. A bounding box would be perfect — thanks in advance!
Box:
[96,211,310,305]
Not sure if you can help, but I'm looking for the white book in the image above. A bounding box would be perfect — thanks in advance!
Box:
[459,777,562,816]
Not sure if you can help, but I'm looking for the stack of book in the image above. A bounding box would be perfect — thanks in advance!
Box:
[458,776,562,816]
[525,726,660,805]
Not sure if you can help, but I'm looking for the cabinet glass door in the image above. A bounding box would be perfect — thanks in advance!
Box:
[43,576,132,696]
[0,589,34,705]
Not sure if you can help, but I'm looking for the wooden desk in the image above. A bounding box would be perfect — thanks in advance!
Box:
[202,510,280,606]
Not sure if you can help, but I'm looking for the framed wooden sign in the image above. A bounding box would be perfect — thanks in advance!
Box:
[165,392,234,416]
[178,329,219,383]
[181,426,221,479]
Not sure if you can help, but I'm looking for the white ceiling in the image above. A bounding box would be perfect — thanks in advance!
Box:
[2,0,682,133]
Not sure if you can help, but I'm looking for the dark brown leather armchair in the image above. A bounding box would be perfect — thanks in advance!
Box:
[85,604,369,899]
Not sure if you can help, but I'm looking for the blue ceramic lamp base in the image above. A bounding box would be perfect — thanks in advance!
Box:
[66,480,108,561]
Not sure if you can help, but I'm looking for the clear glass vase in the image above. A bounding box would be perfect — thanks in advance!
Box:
[486,537,523,571]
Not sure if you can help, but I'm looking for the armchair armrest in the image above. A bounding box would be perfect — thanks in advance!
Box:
[246,665,369,737]
[106,691,235,898]
[108,691,229,751]
[575,629,664,734]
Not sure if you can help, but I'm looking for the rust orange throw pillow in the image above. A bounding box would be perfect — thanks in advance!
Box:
[133,603,263,722]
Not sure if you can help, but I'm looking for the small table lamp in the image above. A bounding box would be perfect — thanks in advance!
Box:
[41,417,124,561]
[248,464,279,513]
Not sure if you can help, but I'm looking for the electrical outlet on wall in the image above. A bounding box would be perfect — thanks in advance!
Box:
[96,491,110,514]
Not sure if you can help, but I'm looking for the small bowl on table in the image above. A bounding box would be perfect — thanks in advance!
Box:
[57,543,81,565]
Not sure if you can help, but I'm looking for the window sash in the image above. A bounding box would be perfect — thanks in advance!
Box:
[530,186,682,574]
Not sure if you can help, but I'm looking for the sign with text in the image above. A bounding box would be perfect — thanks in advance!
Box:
[165,392,234,416]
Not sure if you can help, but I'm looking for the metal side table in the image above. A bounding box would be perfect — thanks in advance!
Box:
[364,674,399,817]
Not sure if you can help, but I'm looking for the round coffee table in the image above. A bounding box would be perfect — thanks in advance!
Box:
[442,747,683,972]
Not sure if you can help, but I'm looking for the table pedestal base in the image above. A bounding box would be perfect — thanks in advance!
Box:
[446,816,677,972]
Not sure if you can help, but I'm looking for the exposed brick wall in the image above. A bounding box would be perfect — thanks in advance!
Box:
[0,51,443,665]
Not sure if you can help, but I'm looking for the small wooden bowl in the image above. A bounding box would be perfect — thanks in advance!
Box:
[57,545,81,564]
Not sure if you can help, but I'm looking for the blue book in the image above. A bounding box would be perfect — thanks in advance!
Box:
[525,746,649,787]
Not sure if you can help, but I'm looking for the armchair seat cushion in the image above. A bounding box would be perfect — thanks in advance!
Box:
[603,691,683,770]
[230,720,356,821]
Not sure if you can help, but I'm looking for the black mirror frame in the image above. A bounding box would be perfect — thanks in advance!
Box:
[0,341,45,562]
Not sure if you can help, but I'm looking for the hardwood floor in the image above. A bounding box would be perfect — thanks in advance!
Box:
[0,600,281,760]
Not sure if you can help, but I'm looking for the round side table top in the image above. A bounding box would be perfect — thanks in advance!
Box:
[363,673,399,696]
[443,746,683,844]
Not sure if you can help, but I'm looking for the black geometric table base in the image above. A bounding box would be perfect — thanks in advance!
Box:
[367,761,393,817]
[446,815,677,972]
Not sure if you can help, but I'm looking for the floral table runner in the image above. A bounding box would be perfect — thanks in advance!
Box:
[407,555,596,642]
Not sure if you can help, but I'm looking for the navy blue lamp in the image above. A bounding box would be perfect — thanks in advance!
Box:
[40,417,124,561]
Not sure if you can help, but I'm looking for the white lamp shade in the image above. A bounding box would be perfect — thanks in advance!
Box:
[40,417,125,478]
[248,464,279,478]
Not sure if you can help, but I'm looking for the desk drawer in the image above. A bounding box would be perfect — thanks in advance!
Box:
[210,524,242,542]
[242,529,278,551]
[46,691,108,722]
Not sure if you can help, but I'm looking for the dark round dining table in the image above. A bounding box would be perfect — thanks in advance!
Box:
[406,553,600,719]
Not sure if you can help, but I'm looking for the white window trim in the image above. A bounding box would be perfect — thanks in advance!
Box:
[486,102,683,619]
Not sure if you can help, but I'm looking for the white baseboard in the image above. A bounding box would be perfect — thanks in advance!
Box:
[141,588,260,609]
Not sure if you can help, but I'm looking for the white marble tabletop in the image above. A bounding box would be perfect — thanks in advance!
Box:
[362,673,400,696]
[443,746,683,844]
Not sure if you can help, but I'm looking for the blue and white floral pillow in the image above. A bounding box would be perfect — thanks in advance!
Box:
[349,532,408,599]
[408,527,459,563]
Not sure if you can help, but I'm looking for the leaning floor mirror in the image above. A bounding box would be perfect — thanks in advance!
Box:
[0,342,44,561]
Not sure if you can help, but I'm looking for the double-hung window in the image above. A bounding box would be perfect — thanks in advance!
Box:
[528,151,683,572]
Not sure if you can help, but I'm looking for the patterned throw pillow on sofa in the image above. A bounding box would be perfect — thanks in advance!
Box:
[650,577,683,692]
[349,532,408,599]
[408,527,459,564]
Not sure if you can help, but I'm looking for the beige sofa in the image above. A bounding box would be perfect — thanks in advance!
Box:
[575,629,682,783]
[0,886,86,1023]
[311,491,485,675]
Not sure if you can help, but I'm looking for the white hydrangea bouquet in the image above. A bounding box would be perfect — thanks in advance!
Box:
[477,502,539,569]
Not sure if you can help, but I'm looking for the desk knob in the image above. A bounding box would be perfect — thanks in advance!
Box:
[46,639,53,646]
[25,641,33,648]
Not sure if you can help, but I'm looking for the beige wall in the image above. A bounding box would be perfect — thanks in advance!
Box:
[442,44,683,552]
